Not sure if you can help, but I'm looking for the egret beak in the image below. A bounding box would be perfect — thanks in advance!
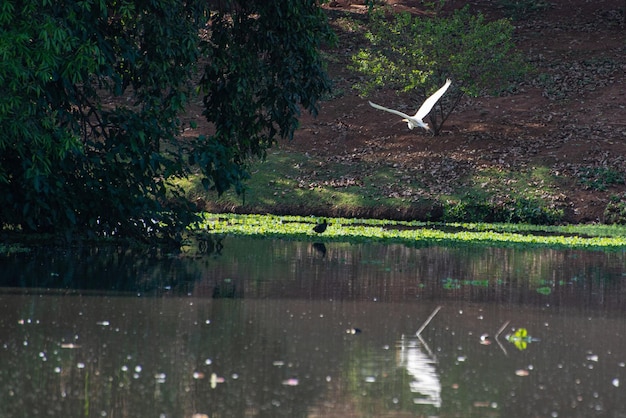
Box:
[402,118,415,130]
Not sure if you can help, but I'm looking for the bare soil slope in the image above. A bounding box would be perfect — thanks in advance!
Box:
[286,0,626,223]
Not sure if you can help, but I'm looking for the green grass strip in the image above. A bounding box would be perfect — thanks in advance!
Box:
[194,213,626,250]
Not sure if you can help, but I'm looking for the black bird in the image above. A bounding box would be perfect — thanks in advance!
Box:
[312,219,328,234]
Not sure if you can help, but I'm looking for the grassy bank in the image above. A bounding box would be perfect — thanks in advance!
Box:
[179,147,576,225]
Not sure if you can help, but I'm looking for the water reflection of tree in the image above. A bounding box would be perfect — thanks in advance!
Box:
[0,246,204,294]
[1,239,625,311]
[209,240,626,311]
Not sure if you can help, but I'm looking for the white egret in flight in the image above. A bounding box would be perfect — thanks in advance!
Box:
[369,78,452,131]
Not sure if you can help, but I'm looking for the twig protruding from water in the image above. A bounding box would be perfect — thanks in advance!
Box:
[495,320,510,339]
[416,306,442,337]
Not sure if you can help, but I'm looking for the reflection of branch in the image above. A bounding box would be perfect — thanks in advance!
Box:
[416,306,442,337]
[495,320,510,356]
[495,320,510,339]
[417,334,435,359]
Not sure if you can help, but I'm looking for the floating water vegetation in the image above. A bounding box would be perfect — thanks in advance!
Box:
[194,213,626,250]
[0,243,31,255]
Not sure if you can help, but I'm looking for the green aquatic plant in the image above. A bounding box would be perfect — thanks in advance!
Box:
[194,213,626,251]
[506,328,539,351]
[536,286,552,295]
[0,243,30,255]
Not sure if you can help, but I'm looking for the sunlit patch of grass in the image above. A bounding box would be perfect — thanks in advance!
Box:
[185,149,433,216]
[194,213,626,250]
[443,166,565,224]
[173,147,598,225]
[577,166,624,191]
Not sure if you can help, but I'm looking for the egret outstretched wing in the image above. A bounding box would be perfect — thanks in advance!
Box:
[414,79,452,120]
[368,79,452,132]
[368,101,412,120]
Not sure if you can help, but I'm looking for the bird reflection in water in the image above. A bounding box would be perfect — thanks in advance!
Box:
[312,242,327,258]
[311,219,328,257]
[397,335,442,408]
[197,235,223,255]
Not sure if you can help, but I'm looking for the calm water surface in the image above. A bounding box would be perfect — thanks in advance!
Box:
[1,237,626,417]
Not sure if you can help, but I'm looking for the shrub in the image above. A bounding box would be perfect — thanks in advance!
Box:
[577,167,624,191]
[498,0,551,20]
[443,196,563,224]
[351,6,529,135]
[604,194,626,224]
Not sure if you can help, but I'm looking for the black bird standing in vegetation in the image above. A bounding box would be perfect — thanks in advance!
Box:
[313,219,328,234]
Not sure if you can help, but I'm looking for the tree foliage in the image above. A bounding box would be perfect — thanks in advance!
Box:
[351,6,529,135]
[197,1,335,195]
[0,0,334,240]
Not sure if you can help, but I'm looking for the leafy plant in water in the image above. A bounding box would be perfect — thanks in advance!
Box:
[196,213,626,251]
[536,286,552,295]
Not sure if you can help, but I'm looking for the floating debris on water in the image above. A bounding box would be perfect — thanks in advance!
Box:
[210,373,225,389]
[61,343,80,349]
[473,401,498,408]
[282,378,299,386]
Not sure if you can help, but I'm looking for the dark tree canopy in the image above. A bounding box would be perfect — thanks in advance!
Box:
[197,1,334,194]
[0,0,334,240]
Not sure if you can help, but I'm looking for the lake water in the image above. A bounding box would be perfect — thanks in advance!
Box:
[1,237,626,417]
